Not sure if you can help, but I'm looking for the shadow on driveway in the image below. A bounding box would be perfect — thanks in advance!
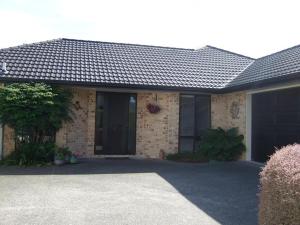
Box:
[0,159,261,225]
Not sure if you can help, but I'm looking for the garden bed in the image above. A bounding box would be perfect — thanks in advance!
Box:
[166,152,208,163]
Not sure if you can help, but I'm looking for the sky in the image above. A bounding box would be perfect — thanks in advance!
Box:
[0,0,300,58]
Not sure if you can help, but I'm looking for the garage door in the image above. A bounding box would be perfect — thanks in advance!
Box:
[252,87,300,162]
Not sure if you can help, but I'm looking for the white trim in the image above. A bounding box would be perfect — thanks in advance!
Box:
[247,81,300,94]
[245,94,252,161]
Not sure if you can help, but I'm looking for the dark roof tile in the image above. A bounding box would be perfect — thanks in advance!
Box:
[0,38,253,90]
[226,44,300,88]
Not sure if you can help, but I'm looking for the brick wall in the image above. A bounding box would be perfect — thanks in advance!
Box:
[57,89,179,158]
[56,87,96,157]
[136,92,179,158]
[3,125,15,157]
[2,87,247,159]
[211,91,247,159]
[1,81,15,157]
[2,86,180,159]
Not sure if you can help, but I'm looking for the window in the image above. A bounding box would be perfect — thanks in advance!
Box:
[95,93,105,152]
[128,95,137,153]
[179,94,210,152]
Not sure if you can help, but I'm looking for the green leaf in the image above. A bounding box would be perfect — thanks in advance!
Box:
[199,127,246,161]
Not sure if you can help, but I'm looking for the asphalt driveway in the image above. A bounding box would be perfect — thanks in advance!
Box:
[0,159,261,225]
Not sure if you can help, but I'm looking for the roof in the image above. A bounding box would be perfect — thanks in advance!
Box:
[0,38,300,93]
[0,38,253,92]
[226,44,300,89]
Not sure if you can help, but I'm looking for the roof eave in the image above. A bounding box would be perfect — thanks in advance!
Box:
[220,72,300,93]
[0,76,221,94]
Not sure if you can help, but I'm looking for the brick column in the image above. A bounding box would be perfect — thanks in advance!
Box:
[136,92,179,158]
[86,90,96,156]
[3,125,15,157]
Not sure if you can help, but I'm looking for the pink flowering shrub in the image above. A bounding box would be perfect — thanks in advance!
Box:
[259,144,300,225]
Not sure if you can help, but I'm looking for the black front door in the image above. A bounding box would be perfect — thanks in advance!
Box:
[95,92,136,155]
[106,94,129,154]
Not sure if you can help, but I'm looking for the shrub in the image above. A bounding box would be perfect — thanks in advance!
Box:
[1,142,56,166]
[199,127,245,161]
[166,152,208,163]
[259,144,300,225]
[0,83,72,144]
[0,83,73,166]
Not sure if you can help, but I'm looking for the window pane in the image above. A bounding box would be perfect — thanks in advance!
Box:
[128,95,136,154]
[95,93,104,151]
[96,94,104,129]
[179,94,211,153]
[180,95,195,136]
[180,138,194,152]
[195,96,210,137]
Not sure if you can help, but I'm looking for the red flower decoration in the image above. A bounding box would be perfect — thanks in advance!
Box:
[147,103,161,114]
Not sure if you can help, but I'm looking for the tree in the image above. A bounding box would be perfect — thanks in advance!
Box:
[0,83,73,145]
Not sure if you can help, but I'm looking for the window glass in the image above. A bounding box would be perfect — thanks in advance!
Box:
[180,138,194,152]
[96,94,104,129]
[128,95,136,153]
[179,95,210,152]
[180,95,195,136]
[195,96,210,137]
[95,93,104,151]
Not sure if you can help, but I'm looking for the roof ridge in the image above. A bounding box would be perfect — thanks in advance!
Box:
[224,60,255,88]
[205,45,255,60]
[62,38,194,51]
[256,44,300,60]
[0,38,62,52]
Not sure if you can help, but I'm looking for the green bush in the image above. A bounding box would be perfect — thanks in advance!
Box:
[199,127,245,161]
[259,144,300,225]
[166,152,208,163]
[0,83,73,166]
[1,142,56,166]
[0,83,72,144]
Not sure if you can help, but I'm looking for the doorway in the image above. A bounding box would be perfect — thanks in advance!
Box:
[95,92,136,155]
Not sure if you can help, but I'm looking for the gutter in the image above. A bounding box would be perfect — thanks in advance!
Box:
[0,72,300,95]
[220,72,300,93]
[0,77,220,94]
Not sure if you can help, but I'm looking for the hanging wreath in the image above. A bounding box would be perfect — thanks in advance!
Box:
[146,103,161,114]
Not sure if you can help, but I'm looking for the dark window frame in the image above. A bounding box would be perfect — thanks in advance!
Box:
[178,94,211,153]
[94,92,105,154]
[127,94,137,154]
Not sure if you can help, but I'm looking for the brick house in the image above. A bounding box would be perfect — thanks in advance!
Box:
[1,38,300,162]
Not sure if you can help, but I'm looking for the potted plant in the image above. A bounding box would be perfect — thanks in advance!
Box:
[69,154,78,164]
[62,147,72,163]
[54,151,65,165]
